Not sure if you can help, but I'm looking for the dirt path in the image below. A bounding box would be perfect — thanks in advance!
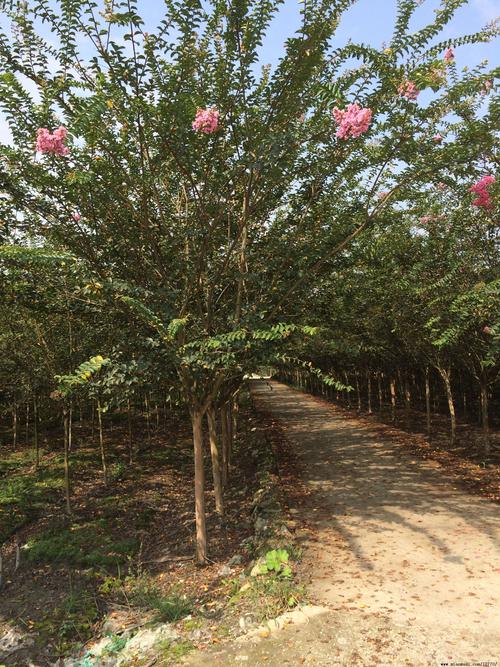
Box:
[185,380,499,666]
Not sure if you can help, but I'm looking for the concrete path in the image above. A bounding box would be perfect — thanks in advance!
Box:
[186,380,500,666]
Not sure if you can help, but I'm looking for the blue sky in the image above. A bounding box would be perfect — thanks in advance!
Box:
[0,0,498,144]
[141,0,499,68]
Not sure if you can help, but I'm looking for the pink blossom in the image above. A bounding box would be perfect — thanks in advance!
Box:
[192,107,219,134]
[481,79,493,96]
[432,134,443,143]
[36,126,69,156]
[437,182,446,190]
[398,80,419,101]
[419,215,432,225]
[469,175,495,209]
[472,175,495,190]
[472,191,492,208]
[443,47,455,63]
[72,212,81,222]
[332,103,372,140]
[377,191,389,199]
[483,325,492,334]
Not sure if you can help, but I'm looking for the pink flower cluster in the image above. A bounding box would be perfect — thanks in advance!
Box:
[482,79,493,96]
[192,108,219,134]
[419,214,446,225]
[469,175,495,209]
[443,47,455,63]
[377,191,389,199]
[398,80,419,101]
[432,134,443,143]
[332,103,372,140]
[36,126,69,156]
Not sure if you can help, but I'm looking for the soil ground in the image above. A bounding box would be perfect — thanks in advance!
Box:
[0,405,265,665]
[184,380,500,667]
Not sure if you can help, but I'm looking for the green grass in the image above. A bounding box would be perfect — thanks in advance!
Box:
[0,447,44,474]
[127,576,194,622]
[34,591,100,656]
[0,443,132,544]
[0,468,64,542]
[24,521,138,568]
[156,639,195,666]
[100,574,194,623]
[235,574,306,621]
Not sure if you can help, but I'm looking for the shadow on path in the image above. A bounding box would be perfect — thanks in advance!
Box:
[250,380,499,663]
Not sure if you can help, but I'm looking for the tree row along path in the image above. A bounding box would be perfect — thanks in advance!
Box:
[186,380,499,667]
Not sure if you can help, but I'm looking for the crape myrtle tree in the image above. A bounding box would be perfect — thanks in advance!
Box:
[0,0,497,561]
[285,153,498,452]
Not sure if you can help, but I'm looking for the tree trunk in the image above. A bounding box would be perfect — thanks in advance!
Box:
[97,397,108,484]
[344,372,351,408]
[68,401,73,452]
[404,373,411,428]
[437,366,456,444]
[390,377,396,424]
[355,371,361,411]
[479,374,490,457]
[127,398,134,464]
[226,402,233,467]
[25,401,30,445]
[220,403,229,488]
[207,405,224,517]
[232,395,239,441]
[191,408,207,564]
[367,372,372,414]
[34,395,39,470]
[91,400,95,442]
[13,403,18,448]
[63,406,71,514]
[378,372,383,413]
[145,394,152,447]
[425,367,431,439]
